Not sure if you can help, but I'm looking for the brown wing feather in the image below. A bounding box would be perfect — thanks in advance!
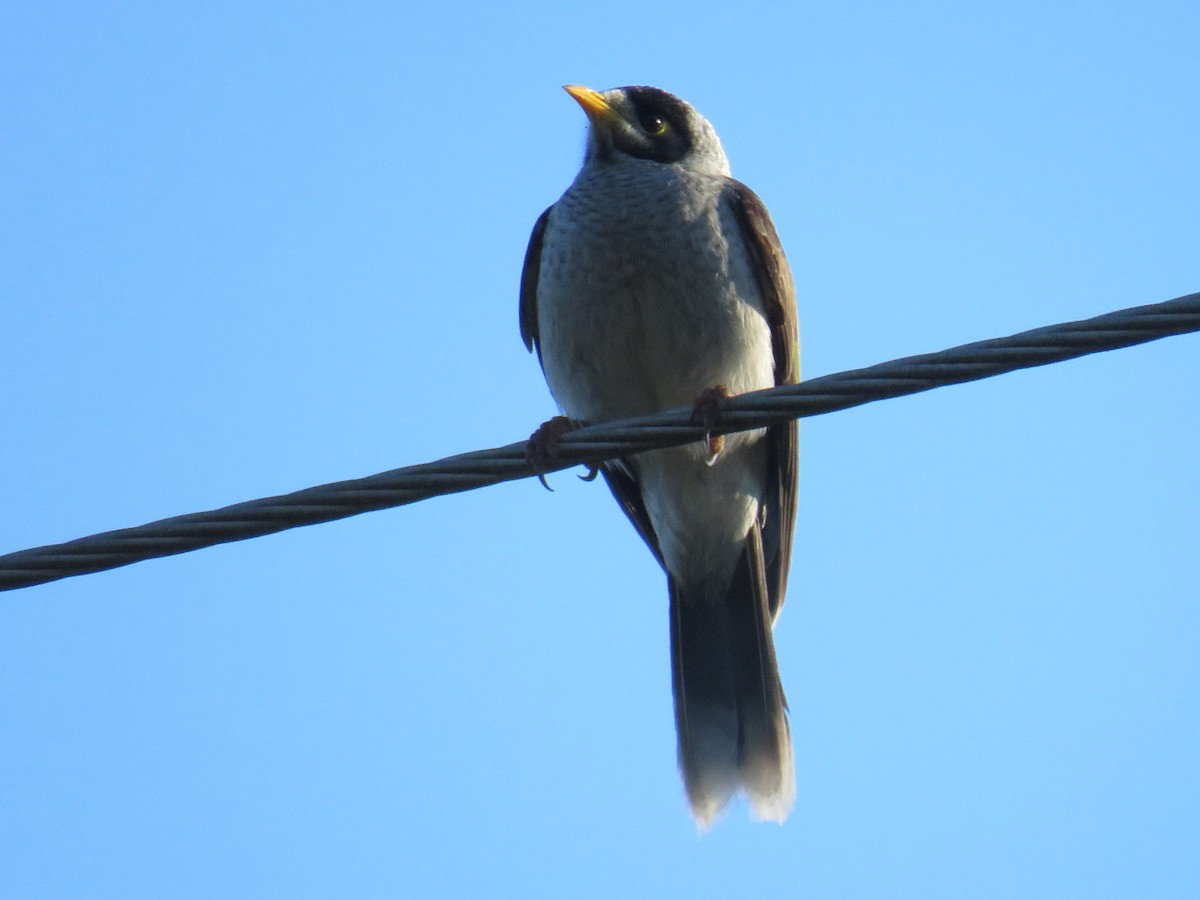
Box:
[599,462,665,568]
[519,206,552,361]
[725,182,800,620]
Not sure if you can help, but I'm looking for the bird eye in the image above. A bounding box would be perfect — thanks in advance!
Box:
[638,111,670,136]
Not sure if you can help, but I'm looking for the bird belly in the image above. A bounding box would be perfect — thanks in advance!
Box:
[535,172,776,587]
[637,439,768,593]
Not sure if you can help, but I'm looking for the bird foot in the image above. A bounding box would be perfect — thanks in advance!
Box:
[690,385,732,466]
[526,416,596,490]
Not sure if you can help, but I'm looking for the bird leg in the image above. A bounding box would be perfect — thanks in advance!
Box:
[690,385,732,466]
[526,416,598,490]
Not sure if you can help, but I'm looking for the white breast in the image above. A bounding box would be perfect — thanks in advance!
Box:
[534,158,777,588]
[536,160,775,425]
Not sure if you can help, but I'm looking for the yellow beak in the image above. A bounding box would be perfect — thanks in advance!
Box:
[563,84,621,127]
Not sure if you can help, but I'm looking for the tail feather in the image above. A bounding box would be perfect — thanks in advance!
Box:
[670,522,794,827]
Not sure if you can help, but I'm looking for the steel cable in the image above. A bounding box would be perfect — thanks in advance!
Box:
[1,291,1196,592]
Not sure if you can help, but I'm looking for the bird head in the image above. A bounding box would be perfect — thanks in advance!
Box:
[564,84,731,177]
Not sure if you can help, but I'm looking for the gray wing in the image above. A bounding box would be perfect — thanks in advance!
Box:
[724,180,800,620]
[519,206,553,365]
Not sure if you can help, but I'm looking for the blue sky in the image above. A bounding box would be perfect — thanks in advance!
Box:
[2,2,1198,897]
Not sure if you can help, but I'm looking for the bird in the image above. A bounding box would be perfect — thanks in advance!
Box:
[519,85,799,827]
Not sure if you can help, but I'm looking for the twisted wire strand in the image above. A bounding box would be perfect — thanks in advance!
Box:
[2,291,1196,592]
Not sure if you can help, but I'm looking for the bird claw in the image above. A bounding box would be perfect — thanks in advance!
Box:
[690,385,732,466]
[526,416,588,490]
[704,436,724,467]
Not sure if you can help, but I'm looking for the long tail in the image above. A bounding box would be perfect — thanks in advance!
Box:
[669,522,794,827]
